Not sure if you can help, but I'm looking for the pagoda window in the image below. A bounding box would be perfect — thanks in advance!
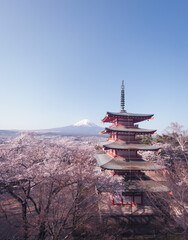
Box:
[110,193,143,206]
[134,194,143,205]
[122,194,133,205]
[112,193,122,205]
[122,193,143,206]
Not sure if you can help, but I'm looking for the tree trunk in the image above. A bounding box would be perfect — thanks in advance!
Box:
[38,221,46,240]
[22,202,28,240]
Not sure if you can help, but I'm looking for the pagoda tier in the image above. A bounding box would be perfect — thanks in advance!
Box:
[99,141,160,151]
[96,154,164,171]
[101,111,154,124]
[100,126,156,135]
[98,141,161,166]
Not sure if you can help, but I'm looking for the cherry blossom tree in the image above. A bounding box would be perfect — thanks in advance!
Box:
[0,133,100,240]
[142,124,188,238]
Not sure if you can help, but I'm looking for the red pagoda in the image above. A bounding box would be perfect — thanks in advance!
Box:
[96,81,168,216]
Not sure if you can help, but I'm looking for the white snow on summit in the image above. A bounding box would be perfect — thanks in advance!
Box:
[73,119,97,127]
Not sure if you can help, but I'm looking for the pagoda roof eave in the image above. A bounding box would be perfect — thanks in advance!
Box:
[96,154,165,171]
[100,127,156,135]
[102,112,154,123]
[99,141,160,151]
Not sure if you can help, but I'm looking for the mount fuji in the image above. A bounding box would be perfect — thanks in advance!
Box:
[38,119,103,136]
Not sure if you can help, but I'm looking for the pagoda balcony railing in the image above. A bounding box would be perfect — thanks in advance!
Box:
[108,123,139,128]
[109,123,134,128]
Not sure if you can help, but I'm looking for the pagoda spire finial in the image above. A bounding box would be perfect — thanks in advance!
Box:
[120,80,125,112]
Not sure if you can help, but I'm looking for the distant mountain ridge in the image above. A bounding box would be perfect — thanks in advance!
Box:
[37,119,103,136]
[0,119,104,137]
[0,130,19,136]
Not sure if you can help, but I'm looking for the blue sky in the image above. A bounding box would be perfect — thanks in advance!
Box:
[0,0,188,133]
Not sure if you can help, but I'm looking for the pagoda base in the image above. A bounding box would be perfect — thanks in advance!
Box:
[98,192,154,217]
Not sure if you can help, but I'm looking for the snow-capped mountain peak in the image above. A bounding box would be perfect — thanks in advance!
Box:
[37,119,103,136]
[73,119,96,127]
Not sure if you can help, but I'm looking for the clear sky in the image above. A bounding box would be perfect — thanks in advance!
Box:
[0,0,188,133]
